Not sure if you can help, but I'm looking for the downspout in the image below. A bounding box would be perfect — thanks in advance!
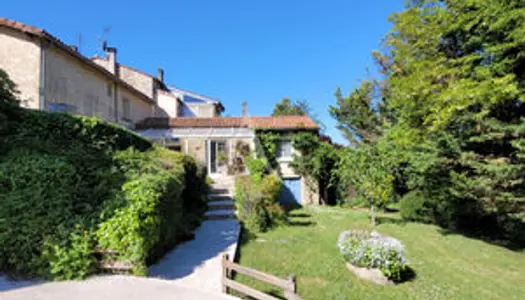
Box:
[39,44,47,110]
[113,82,118,123]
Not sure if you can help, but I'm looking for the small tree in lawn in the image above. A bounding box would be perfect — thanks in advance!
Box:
[337,145,394,226]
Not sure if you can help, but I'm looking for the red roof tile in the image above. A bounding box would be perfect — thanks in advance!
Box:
[136,116,319,130]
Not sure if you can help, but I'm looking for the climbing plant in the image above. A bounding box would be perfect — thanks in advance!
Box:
[255,130,281,168]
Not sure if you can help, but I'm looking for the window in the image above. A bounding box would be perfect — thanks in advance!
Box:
[107,83,113,97]
[276,140,293,159]
[122,98,131,121]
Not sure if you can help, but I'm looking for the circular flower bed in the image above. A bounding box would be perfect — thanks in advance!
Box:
[338,230,408,281]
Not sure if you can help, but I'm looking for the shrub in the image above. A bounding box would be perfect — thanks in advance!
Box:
[43,226,97,280]
[399,190,433,223]
[4,109,151,155]
[0,150,97,278]
[244,202,269,233]
[245,155,268,183]
[0,107,206,279]
[260,173,283,206]
[338,230,408,280]
[234,173,285,233]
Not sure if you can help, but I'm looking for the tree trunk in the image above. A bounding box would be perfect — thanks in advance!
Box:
[370,205,376,227]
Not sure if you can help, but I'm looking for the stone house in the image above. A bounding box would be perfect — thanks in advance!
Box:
[136,115,321,205]
[0,17,222,127]
[0,17,319,205]
[0,18,155,126]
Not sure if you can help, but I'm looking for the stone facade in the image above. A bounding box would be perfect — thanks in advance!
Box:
[0,22,156,126]
[45,47,116,121]
[0,27,41,109]
[118,65,155,99]
[119,87,154,124]
[183,138,207,165]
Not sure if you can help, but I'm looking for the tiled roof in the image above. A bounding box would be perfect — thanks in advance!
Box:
[136,116,319,130]
[0,17,155,105]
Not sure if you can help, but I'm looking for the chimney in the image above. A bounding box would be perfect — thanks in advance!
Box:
[104,44,117,74]
[242,101,248,116]
[157,68,164,83]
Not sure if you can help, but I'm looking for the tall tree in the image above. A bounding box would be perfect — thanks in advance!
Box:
[334,0,525,243]
[272,98,309,116]
[329,82,385,146]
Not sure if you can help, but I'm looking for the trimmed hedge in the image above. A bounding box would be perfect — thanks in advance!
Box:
[0,107,206,279]
[2,109,151,155]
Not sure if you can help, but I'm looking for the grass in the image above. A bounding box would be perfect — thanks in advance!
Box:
[234,206,525,300]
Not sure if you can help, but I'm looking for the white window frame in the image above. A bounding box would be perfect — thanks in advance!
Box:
[276,139,294,162]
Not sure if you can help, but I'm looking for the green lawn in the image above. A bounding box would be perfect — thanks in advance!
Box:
[234,206,525,300]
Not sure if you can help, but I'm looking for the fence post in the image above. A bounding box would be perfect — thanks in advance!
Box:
[222,253,230,293]
[284,274,298,300]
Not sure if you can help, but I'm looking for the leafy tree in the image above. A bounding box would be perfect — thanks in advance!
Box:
[272,98,309,116]
[333,0,525,243]
[329,82,386,146]
[0,68,19,108]
[337,145,394,226]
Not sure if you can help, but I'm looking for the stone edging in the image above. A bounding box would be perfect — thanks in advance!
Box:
[346,262,393,285]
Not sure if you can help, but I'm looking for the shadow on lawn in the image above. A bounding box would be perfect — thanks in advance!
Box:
[376,215,408,226]
[287,211,316,227]
[438,228,524,251]
[394,266,417,284]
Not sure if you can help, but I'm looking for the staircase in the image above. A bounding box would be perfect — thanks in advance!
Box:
[205,176,236,220]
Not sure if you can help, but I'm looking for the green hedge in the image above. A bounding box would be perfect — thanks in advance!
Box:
[0,108,206,279]
[2,109,151,156]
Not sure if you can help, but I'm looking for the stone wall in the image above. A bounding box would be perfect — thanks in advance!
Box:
[45,47,116,121]
[119,66,154,99]
[0,27,41,109]
[119,87,154,124]
[183,138,207,165]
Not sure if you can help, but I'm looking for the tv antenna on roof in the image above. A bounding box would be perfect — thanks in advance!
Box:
[95,26,112,57]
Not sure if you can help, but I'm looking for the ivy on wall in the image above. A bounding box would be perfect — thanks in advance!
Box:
[255,130,281,169]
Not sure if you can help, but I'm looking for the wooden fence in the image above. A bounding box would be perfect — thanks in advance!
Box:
[222,253,302,300]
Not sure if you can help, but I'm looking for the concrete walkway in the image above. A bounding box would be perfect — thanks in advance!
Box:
[1,275,238,300]
[149,219,240,292]
[149,175,239,293]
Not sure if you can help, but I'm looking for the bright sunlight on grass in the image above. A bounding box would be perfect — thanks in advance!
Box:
[234,206,525,300]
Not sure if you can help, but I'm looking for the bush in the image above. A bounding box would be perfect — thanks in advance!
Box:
[338,230,408,280]
[245,155,268,183]
[0,151,89,277]
[234,173,285,233]
[399,190,433,223]
[4,109,151,155]
[0,107,206,279]
[96,147,207,271]
[244,202,269,233]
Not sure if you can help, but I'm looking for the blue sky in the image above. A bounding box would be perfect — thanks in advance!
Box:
[3,0,404,144]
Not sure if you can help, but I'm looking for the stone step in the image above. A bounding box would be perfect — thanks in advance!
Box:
[208,194,233,201]
[204,209,236,220]
[208,188,230,195]
[207,200,235,210]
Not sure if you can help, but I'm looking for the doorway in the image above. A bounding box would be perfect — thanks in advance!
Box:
[208,140,228,175]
